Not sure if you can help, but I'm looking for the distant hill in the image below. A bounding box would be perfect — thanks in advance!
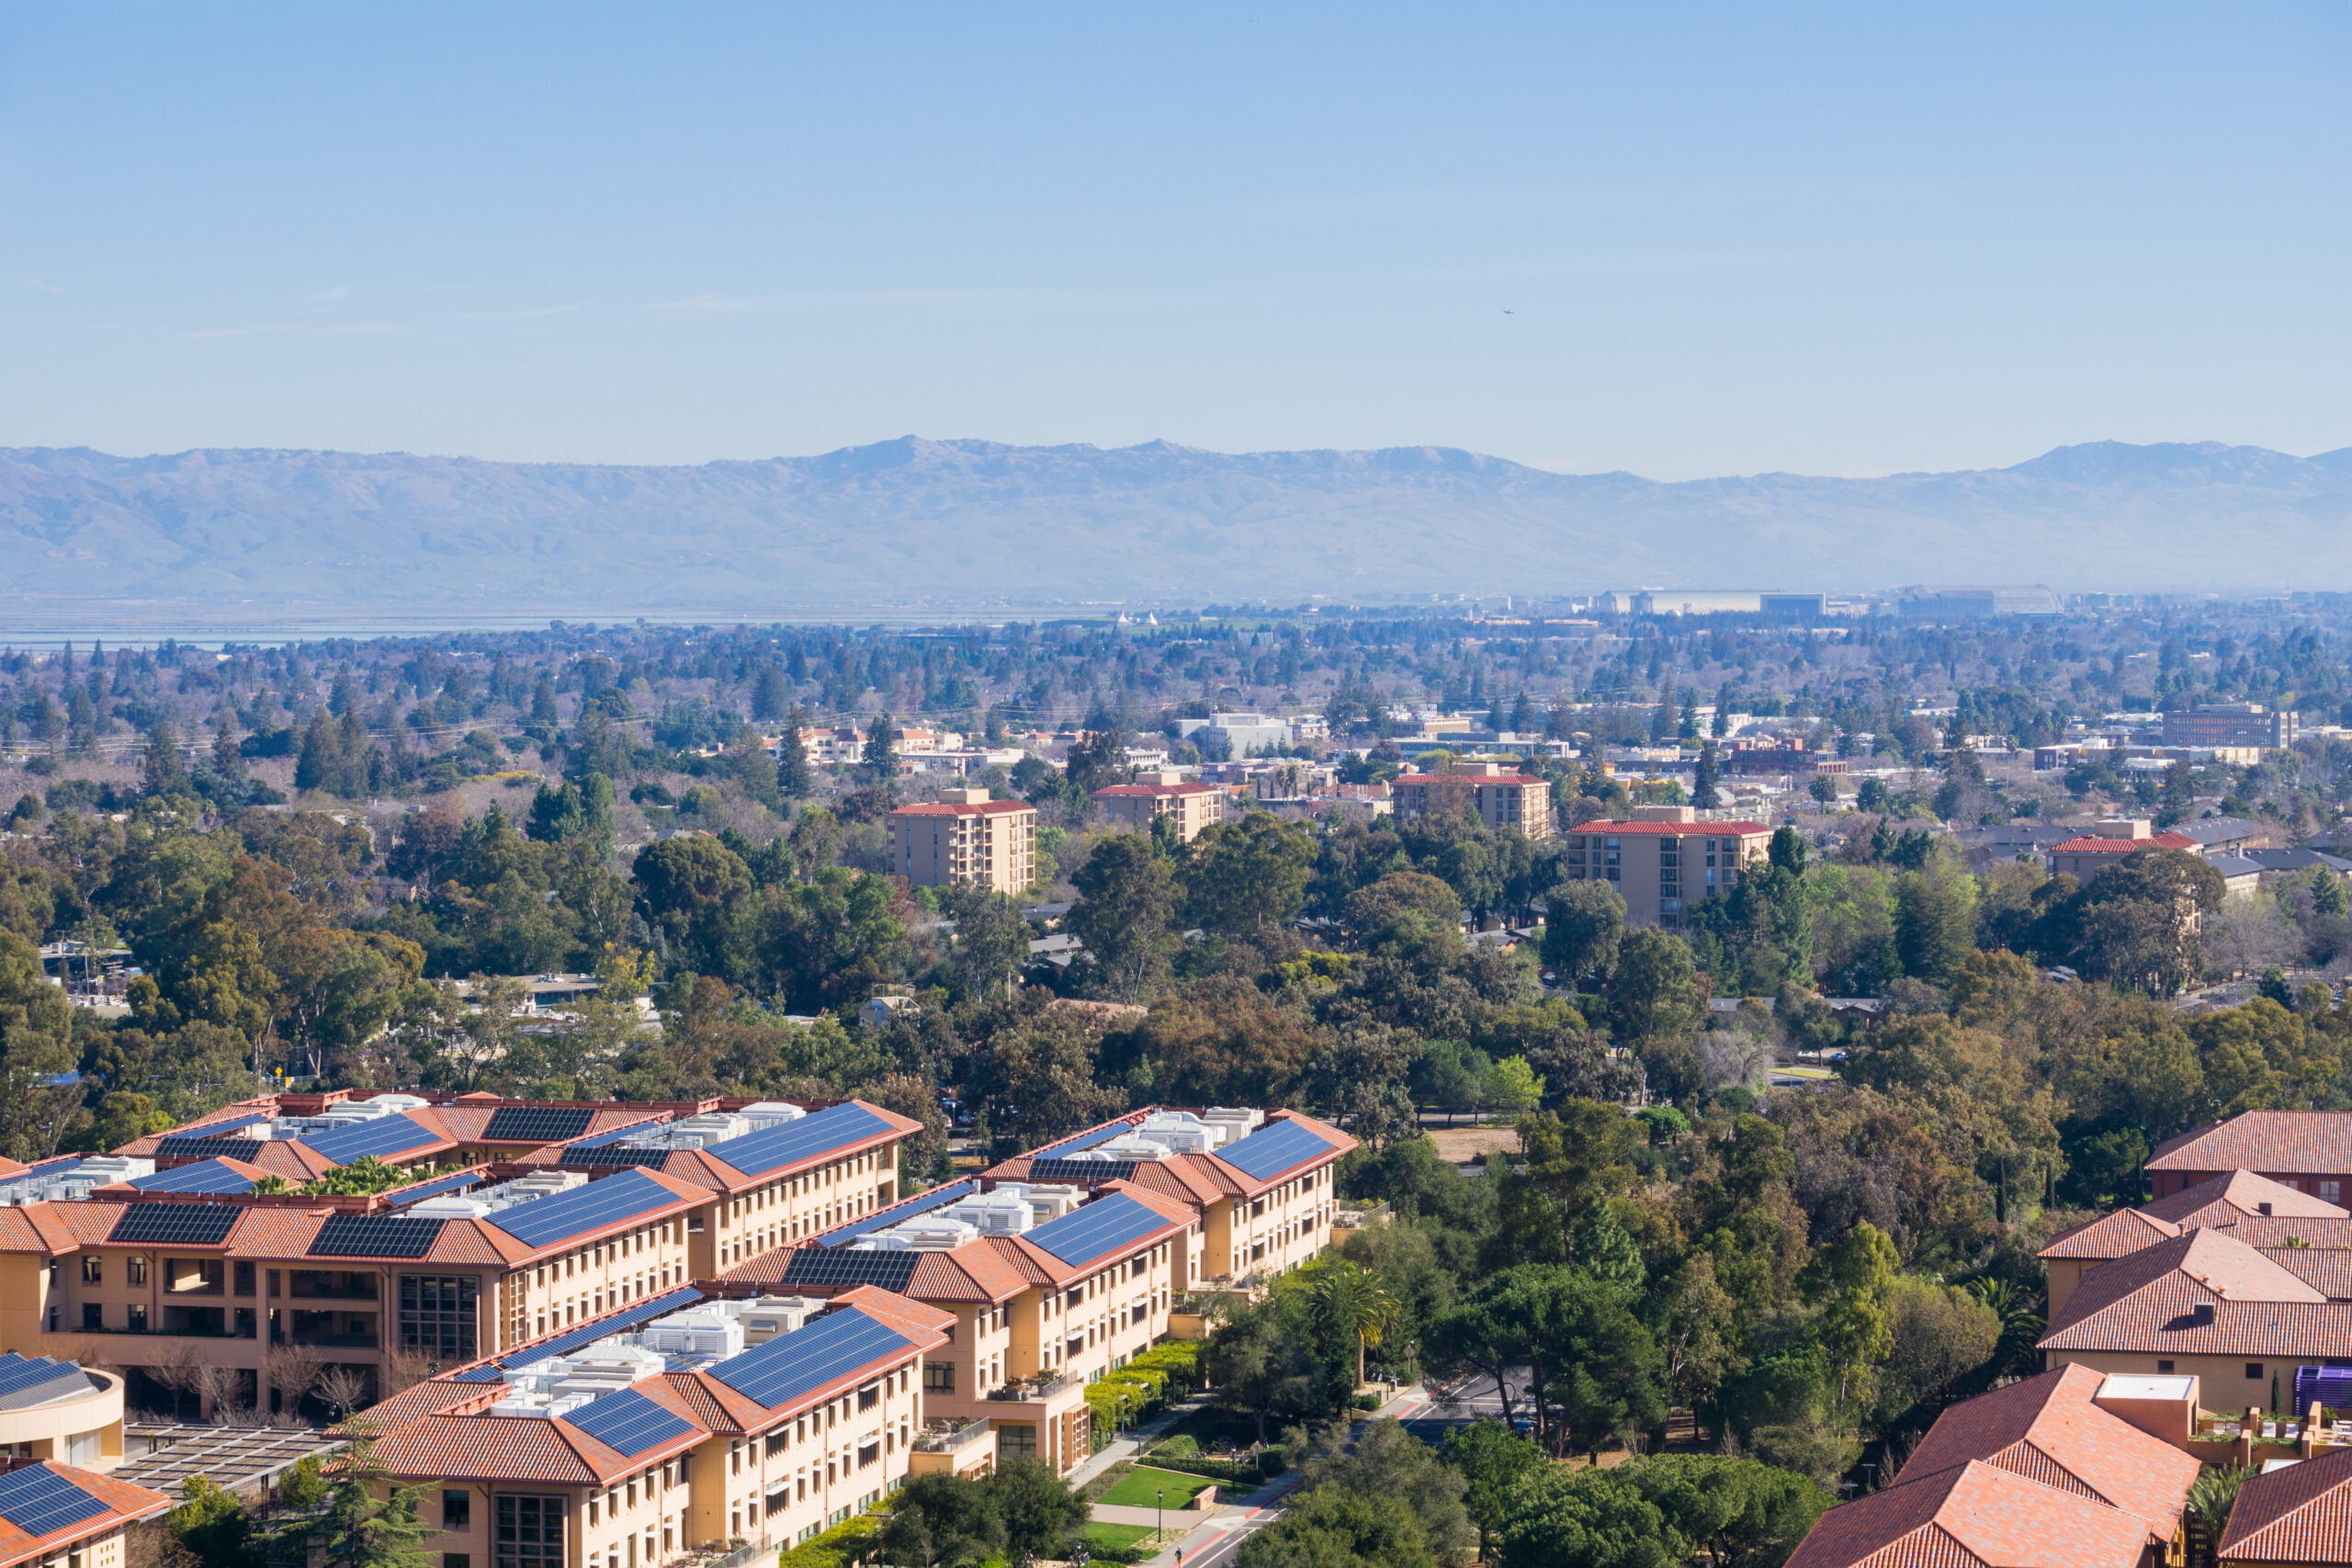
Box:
[0,436,2346,617]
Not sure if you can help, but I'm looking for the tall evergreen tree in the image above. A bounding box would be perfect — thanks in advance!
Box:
[777,705,812,798]
[141,718,189,797]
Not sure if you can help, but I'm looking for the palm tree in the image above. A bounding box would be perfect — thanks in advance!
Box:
[1306,1261,1401,1390]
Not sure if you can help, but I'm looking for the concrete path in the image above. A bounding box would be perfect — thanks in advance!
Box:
[1091,1501,1221,1528]
[1069,1395,1210,1489]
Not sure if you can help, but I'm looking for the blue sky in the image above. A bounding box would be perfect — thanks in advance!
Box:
[1,4,2346,479]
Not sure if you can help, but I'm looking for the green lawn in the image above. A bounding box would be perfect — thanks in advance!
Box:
[1083,1524,1160,1551]
[1099,1466,1215,1509]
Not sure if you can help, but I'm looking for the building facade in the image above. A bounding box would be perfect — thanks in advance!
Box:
[2046,819,2202,885]
[886,793,1038,895]
[2143,1111,2352,1202]
[1560,807,1772,929]
[2164,704,2301,750]
[1091,774,1227,842]
[1389,764,1554,840]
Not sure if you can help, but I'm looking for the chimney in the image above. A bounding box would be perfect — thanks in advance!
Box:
[1631,805,1699,823]
[955,788,992,806]
[2094,818,2154,840]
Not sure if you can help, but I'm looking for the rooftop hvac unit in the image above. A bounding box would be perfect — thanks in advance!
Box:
[1087,1135,1172,1162]
[1200,1107,1263,1142]
[491,1391,593,1419]
[943,1193,1036,1234]
[737,1102,808,1129]
[669,1115,749,1148]
[368,1094,431,1111]
[1021,1186,1087,1221]
[640,1312,744,1359]
[862,1218,978,1251]
[742,1297,824,1345]
[408,1196,493,1219]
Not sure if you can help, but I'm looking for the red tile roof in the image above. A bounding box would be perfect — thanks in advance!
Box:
[2149,1112,2352,1176]
[2218,1442,2352,1562]
[1894,1366,2198,1547]
[2040,1228,2352,1359]
[1566,819,1772,837]
[2041,1208,2184,1262]
[888,800,1035,817]
[0,1462,174,1568]
[2048,833,2199,854]
[1783,1458,2155,1568]
[2143,1169,2349,1224]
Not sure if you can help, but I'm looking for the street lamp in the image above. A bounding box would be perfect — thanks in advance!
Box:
[1158,1486,1164,1545]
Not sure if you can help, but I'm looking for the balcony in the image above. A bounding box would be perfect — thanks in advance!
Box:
[985,1372,1071,1402]
[283,1330,379,1349]
[912,1418,993,1455]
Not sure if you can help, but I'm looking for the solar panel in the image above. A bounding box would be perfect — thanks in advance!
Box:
[308,1214,446,1259]
[386,1170,483,1207]
[107,1204,240,1247]
[702,1103,889,1178]
[709,1306,914,1409]
[1027,1121,1136,1160]
[0,1355,84,1403]
[485,1168,678,1250]
[777,1248,922,1293]
[1022,1193,1168,1268]
[560,1145,672,1169]
[1217,1119,1339,1181]
[815,1180,974,1247]
[482,1106,595,1144]
[1024,1158,1140,1186]
[485,1285,705,1371]
[0,1466,109,1538]
[128,1159,256,1195]
[565,1387,695,1456]
[153,1134,268,1162]
[564,1116,670,1152]
[301,1112,442,1166]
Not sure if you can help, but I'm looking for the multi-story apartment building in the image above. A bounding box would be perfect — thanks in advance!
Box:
[715,1181,1203,1474]
[1091,773,1227,842]
[2143,1111,2352,1201]
[0,1096,918,1420]
[1389,763,1554,840]
[1560,806,1772,929]
[2163,703,2301,750]
[0,1459,172,1568]
[356,1284,952,1566]
[983,1108,1354,1288]
[886,792,1038,895]
[2045,818,2201,886]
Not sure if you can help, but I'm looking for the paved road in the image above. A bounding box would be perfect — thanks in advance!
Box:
[1392,1371,1532,1446]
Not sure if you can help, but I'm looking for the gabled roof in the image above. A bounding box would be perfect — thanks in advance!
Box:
[2048,833,2199,854]
[2041,1208,2183,1262]
[2040,1228,2352,1358]
[2149,1112,2352,1176]
[1894,1366,2198,1547]
[2218,1442,2352,1562]
[1781,1459,2154,1568]
[2143,1169,2350,1225]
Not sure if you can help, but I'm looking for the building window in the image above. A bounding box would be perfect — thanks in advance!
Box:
[494,1495,563,1568]
[2247,1362,2266,1382]
[81,1304,100,1330]
[127,1258,148,1286]
[447,1558,471,1568]
[80,1256,100,1284]
[2325,1181,2343,1205]
[128,1304,146,1333]
[2156,1361,2175,1373]
[444,1491,471,1529]
[998,1424,1037,1460]
[924,1362,954,1393]
[400,1275,479,1361]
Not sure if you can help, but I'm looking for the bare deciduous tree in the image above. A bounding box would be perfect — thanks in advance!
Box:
[315,1365,371,1423]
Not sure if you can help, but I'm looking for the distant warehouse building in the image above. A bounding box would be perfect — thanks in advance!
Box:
[1897,585,2063,619]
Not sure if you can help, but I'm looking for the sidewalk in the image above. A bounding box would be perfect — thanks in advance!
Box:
[1070,1395,1209,1490]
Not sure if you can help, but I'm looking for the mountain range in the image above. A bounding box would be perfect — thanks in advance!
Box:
[0,436,2346,622]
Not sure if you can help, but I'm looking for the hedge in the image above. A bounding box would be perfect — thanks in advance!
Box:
[775,1511,882,1568]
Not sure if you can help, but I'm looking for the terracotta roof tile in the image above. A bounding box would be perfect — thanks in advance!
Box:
[2049,833,2199,853]
[1785,1460,2154,1568]
[0,1461,175,1568]
[1895,1366,2199,1546]
[2041,1209,2183,1262]
[2149,1112,2352,1175]
[2219,1443,2352,1562]
[2143,1170,2349,1224]
[2041,1229,2352,1358]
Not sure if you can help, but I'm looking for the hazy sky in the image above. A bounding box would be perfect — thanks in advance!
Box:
[2,4,2346,479]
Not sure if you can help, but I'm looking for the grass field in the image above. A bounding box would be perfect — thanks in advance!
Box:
[1082,1524,1160,1551]
[1098,1466,1215,1509]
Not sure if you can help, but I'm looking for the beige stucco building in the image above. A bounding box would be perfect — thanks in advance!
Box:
[1091,773,1227,841]
[1561,805,1773,929]
[887,792,1039,894]
[1390,763,1554,840]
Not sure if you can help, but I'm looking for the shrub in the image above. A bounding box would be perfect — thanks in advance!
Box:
[776,1511,880,1568]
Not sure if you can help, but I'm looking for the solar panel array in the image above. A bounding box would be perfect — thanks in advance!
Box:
[563,1117,668,1153]
[1216,1119,1338,1181]
[108,1204,240,1247]
[485,1168,678,1249]
[153,1134,268,1163]
[1022,1193,1168,1268]
[128,1159,256,1195]
[386,1170,483,1208]
[481,1106,595,1144]
[470,1285,705,1375]
[0,1466,109,1538]
[0,1355,83,1403]
[815,1180,974,1247]
[565,1387,695,1456]
[1024,1158,1140,1186]
[709,1306,913,1409]
[701,1102,889,1178]
[1027,1121,1136,1160]
[308,1214,447,1259]
[300,1112,441,1166]
[560,1145,673,1169]
[778,1248,923,1293]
